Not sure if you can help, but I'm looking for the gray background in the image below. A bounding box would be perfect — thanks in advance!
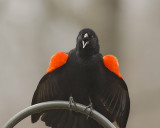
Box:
[0,0,160,128]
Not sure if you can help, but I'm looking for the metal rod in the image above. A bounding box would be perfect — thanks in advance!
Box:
[3,101,116,128]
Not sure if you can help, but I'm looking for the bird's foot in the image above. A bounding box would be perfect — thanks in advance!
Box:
[69,96,77,111]
[84,97,93,119]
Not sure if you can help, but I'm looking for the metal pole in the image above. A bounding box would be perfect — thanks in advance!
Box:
[3,101,116,128]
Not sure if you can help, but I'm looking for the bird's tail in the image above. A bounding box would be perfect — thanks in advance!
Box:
[41,110,102,128]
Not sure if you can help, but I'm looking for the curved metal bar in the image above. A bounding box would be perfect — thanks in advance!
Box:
[3,101,116,128]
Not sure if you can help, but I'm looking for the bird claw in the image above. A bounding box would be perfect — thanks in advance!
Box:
[84,97,93,119]
[69,96,77,111]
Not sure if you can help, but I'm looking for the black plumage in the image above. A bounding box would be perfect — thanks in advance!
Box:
[31,28,130,128]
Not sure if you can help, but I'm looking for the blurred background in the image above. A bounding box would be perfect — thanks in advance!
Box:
[0,0,160,128]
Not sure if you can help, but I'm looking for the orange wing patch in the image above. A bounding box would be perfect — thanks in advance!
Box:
[46,52,69,74]
[103,55,123,79]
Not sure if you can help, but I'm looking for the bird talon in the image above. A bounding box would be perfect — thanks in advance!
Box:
[69,96,77,111]
[84,97,93,119]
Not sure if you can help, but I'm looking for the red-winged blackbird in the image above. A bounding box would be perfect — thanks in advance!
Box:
[31,28,130,128]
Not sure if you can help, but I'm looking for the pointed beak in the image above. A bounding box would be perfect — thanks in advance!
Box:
[82,33,89,48]
[82,41,89,48]
[84,33,88,38]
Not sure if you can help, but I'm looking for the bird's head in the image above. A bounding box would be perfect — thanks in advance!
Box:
[76,28,99,57]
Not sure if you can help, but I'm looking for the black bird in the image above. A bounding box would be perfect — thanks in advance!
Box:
[31,28,130,128]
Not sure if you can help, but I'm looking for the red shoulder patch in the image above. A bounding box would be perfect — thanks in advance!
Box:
[103,55,123,79]
[46,52,69,74]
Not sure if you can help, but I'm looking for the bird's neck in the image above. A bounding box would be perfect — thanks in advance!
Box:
[76,50,102,63]
[76,50,95,59]
[76,47,99,58]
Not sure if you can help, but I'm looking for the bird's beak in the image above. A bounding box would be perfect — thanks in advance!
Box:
[84,33,88,38]
[82,33,89,48]
[82,41,89,48]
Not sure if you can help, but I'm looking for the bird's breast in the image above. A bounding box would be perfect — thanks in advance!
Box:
[64,60,99,105]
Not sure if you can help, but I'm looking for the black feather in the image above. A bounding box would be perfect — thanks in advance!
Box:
[31,28,130,128]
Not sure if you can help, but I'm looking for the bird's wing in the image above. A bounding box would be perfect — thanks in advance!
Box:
[31,52,69,123]
[94,55,130,128]
[46,51,69,74]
